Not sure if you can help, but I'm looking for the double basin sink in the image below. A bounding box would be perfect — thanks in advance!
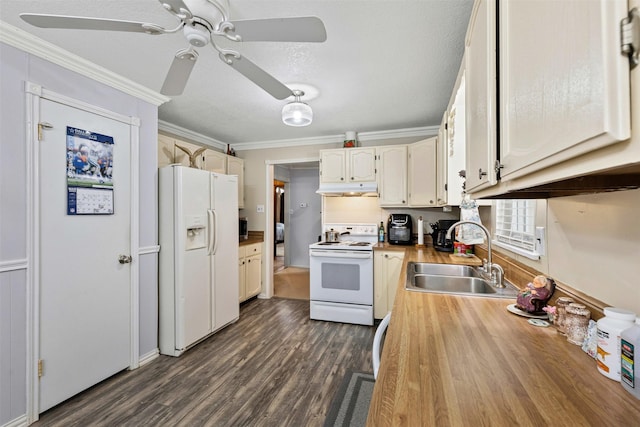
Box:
[405,262,519,299]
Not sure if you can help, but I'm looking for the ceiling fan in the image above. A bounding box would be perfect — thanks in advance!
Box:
[20,0,327,99]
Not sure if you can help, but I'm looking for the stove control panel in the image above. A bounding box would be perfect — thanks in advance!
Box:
[322,224,378,236]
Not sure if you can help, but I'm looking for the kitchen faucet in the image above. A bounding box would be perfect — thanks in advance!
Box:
[446,220,505,288]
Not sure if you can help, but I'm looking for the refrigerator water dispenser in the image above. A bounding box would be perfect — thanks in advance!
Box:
[185,215,206,250]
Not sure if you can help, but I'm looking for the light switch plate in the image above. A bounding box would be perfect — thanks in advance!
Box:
[535,226,545,256]
[256,205,265,213]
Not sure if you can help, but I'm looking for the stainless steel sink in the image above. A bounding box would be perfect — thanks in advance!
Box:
[412,275,496,294]
[411,262,481,278]
[405,262,519,299]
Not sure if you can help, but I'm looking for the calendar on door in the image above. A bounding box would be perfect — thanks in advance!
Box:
[66,126,115,215]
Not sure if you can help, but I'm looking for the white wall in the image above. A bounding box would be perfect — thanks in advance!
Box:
[0,42,159,424]
[323,197,461,237]
[546,189,640,315]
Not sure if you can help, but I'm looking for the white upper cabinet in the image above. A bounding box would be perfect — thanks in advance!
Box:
[498,0,630,180]
[464,0,498,193]
[226,156,244,209]
[319,148,376,184]
[377,145,408,206]
[203,149,227,174]
[436,112,448,206]
[158,134,176,168]
[408,138,437,207]
[348,148,377,182]
[319,149,347,183]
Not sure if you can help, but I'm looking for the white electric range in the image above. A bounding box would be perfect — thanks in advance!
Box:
[309,224,378,326]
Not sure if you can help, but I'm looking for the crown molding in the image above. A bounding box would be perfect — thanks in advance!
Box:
[231,126,438,151]
[158,120,228,151]
[0,21,170,107]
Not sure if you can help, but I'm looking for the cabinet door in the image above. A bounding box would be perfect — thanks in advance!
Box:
[204,150,227,174]
[384,251,404,316]
[348,148,377,182]
[238,257,246,302]
[320,149,347,183]
[238,246,247,302]
[465,0,497,192]
[245,254,262,298]
[499,0,630,180]
[408,138,437,207]
[158,134,176,168]
[377,145,407,206]
[436,113,448,206]
[374,251,405,319]
[227,156,244,209]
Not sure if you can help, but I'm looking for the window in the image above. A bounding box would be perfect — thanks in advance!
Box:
[493,199,540,259]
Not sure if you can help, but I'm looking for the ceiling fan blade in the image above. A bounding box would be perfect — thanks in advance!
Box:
[228,17,327,42]
[225,55,293,100]
[20,13,164,34]
[161,48,199,96]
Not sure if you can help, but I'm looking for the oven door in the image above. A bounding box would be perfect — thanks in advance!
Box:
[309,249,373,305]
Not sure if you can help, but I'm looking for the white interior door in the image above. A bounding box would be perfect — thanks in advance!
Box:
[39,98,132,412]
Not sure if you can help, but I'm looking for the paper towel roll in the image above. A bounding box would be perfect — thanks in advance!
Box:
[417,217,424,245]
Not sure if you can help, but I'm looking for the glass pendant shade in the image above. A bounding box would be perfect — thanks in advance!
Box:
[282,101,313,127]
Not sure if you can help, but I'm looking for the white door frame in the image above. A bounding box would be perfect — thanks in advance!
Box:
[24,82,140,423]
[263,158,318,299]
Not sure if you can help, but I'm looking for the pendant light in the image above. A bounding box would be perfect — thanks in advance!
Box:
[282,90,313,127]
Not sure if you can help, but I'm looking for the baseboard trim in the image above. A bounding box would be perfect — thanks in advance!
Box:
[138,349,160,367]
[1,415,27,427]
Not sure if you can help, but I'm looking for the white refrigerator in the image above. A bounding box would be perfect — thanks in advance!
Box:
[159,165,239,357]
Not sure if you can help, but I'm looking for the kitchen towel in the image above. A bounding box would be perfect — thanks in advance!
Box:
[458,198,485,245]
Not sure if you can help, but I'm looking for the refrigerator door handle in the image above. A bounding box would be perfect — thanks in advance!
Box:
[207,209,215,255]
[211,209,219,255]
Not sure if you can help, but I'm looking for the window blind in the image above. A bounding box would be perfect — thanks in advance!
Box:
[494,200,536,252]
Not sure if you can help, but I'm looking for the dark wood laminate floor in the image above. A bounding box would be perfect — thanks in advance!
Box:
[33,298,375,427]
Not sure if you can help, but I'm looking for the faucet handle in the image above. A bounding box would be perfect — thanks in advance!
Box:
[490,263,505,288]
[482,258,489,271]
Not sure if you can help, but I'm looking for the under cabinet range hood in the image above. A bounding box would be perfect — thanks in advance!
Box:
[316,182,378,197]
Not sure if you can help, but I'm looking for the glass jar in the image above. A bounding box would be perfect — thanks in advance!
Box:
[555,297,574,335]
[565,303,591,345]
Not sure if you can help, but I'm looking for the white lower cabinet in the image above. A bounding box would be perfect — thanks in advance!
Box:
[239,243,262,302]
[374,250,405,319]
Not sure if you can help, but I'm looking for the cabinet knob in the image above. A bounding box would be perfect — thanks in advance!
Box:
[430,200,434,204]
[340,177,344,181]
[248,259,251,263]
[384,254,389,258]
[402,200,405,204]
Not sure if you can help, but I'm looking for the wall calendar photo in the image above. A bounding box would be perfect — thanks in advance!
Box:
[66,126,115,215]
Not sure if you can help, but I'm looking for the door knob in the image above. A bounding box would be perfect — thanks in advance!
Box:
[118,255,132,264]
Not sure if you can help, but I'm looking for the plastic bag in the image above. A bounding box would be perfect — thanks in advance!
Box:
[456,198,485,245]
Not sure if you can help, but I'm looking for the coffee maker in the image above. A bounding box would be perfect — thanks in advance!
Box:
[429,219,458,252]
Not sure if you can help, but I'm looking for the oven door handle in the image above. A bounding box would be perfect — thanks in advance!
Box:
[309,250,372,259]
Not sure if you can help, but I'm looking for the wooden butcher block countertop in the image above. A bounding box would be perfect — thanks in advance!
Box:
[367,245,640,426]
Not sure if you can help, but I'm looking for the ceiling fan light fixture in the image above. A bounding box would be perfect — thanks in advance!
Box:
[184,21,210,47]
[282,90,313,127]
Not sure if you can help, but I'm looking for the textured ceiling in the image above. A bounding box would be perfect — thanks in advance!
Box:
[0,0,473,147]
